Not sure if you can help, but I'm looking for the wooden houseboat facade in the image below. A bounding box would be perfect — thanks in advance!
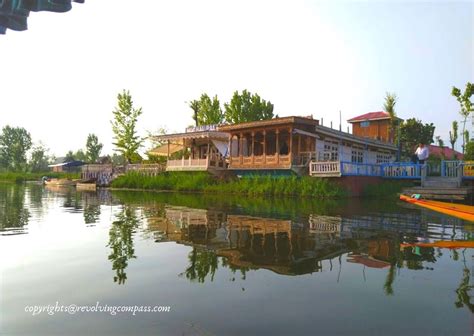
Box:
[153,115,398,177]
[152,125,229,173]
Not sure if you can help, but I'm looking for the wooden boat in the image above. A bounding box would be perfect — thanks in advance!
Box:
[400,240,474,249]
[399,194,474,222]
[76,182,97,191]
[43,178,78,186]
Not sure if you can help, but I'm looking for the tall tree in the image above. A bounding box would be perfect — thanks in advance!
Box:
[65,150,75,162]
[399,118,435,159]
[383,92,398,141]
[0,126,32,171]
[224,90,274,124]
[188,100,200,126]
[85,133,103,163]
[464,130,470,150]
[29,143,50,172]
[449,121,458,151]
[451,82,473,153]
[196,94,223,125]
[111,90,143,163]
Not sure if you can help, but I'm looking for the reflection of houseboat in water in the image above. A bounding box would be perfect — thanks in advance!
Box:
[144,205,455,275]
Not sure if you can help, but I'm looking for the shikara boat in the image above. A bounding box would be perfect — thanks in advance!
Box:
[399,194,474,222]
[400,240,474,249]
[43,178,78,186]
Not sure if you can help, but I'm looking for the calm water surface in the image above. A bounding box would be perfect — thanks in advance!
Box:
[0,183,473,336]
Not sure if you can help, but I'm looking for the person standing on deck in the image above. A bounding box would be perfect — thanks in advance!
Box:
[415,143,429,164]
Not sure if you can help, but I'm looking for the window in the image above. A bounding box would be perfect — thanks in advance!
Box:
[360,121,370,128]
[376,152,392,163]
[322,141,339,161]
[351,149,364,163]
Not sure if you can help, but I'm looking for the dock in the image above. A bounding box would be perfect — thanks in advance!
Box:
[402,176,473,201]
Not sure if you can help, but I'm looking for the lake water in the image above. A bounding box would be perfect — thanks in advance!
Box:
[0,183,473,336]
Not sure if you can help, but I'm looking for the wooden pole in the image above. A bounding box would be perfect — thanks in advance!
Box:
[263,130,267,164]
[289,127,293,162]
[239,132,244,164]
[251,132,255,164]
[276,129,280,164]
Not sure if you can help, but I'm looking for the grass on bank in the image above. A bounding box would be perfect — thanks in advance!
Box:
[0,171,81,183]
[111,172,346,198]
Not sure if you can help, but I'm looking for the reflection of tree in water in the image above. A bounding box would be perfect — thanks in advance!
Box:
[107,206,139,284]
[454,249,474,313]
[182,248,249,283]
[0,184,29,231]
[184,248,219,283]
[382,235,437,296]
[221,256,250,281]
[63,189,82,210]
[83,204,100,224]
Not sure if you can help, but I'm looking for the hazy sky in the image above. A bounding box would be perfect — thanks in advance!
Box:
[0,0,472,157]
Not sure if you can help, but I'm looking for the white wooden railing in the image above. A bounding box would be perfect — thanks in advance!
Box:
[309,161,341,177]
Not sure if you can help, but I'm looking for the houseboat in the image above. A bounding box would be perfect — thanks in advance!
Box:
[151,125,229,173]
[152,113,399,177]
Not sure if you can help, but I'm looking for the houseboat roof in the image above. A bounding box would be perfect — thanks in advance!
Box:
[218,116,319,131]
[148,143,184,157]
[314,124,398,150]
[152,130,229,142]
[347,111,403,123]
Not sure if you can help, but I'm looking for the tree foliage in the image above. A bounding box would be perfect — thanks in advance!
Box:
[452,82,473,153]
[449,121,458,151]
[465,141,474,161]
[224,90,274,124]
[85,133,103,163]
[192,94,223,125]
[29,143,50,172]
[383,92,398,139]
[0,126,32,171]
[188,99,200,126]
[399,118,435,158]
[111,90,143,163]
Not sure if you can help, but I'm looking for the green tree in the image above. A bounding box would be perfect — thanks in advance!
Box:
[111,153,126,166]
[463,130,470,148]
[383,92,398,141]
[111,90,143,163]
[464,141,474,160]
[0,126,32,171]
[74,149,87,162]
[224,90,274,124]
[449,121,458,152]
[29,143,50,172]
[399,118,435,159]
[65,150,75,162]
[451,83,473,153]
[435,136,445,159]
[107,206,139,285]
[85,133,103,163]
[188,99,200,126]
[193,94,223,125]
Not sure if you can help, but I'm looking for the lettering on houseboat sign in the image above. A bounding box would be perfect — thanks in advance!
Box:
[185,124,218,133]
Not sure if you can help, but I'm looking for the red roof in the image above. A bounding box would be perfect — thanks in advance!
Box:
[348,111,397,123]
[428,145,463,159]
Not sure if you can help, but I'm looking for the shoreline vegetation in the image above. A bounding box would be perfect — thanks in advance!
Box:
[111,172,346,198]
[0,172,80,183]
[0,171,409,199]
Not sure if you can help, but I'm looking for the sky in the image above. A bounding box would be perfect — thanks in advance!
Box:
[0,0,472,157]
